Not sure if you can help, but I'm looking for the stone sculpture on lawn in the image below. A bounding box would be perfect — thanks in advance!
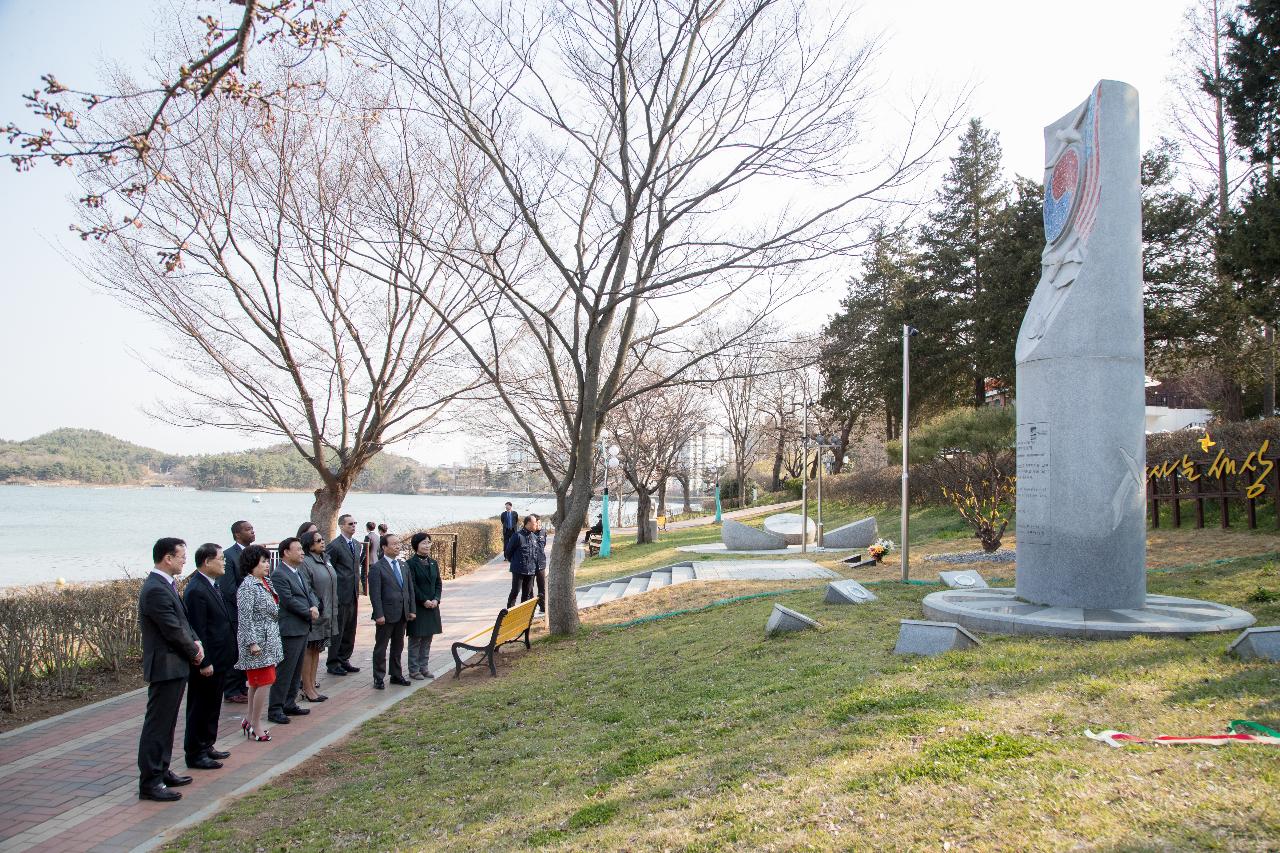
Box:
[922,80,1254,639]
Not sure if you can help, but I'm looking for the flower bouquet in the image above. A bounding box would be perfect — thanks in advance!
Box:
[867,538,894,563]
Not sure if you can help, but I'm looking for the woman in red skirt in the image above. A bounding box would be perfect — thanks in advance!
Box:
[235,545,284,741]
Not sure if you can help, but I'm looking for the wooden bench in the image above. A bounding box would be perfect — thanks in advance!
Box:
[586,534,603,556]
[451,597,539,678]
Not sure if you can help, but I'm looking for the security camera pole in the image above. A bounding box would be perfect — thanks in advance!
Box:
[901,325,919,581]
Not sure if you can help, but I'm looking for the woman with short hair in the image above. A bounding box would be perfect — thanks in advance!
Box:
[235,544,282,741]
[298,531,337,701]
[406,532,442,680]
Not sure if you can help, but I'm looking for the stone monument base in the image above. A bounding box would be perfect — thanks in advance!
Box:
[922,588,1255,640]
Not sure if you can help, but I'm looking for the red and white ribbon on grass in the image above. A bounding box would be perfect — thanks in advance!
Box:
[1086,720,1280,748]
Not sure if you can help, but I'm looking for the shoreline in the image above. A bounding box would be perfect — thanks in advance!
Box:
[1,481,559,499]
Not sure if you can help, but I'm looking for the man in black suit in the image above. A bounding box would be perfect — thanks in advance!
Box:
[137,537,204,802]
[182,543,235,770]
[268,537,319,725]
[362,521,378,595]
[500,502,519,548]
[324,513,362,676]
[368,533,416,689]
[217,519,255,704]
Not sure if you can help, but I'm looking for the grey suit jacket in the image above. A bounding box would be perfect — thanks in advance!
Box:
[269,562,319,638]
[368,555,415,624]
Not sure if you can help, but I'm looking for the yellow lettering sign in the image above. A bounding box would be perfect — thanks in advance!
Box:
[1247,440,1273,500]
[1148,440,1272,498]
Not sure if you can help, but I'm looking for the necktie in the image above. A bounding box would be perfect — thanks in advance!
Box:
[349,538,358,561]
[392,560,403,587]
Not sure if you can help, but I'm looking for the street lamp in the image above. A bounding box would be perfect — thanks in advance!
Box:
[601,442,620,557]
[811,432,838,547]
[901,325,919,581]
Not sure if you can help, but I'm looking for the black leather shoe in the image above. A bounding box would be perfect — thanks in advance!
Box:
[267,712,292,725]
[390,676,411,686]
[372,680,385,690]
[326,665,348,676]
[206,748,231,760]
[162,771,193,787]
[303,693,328,702]
[186,756,223,770]
[341,662,361,673]
[283,705,310,716]
[139,784,181,802]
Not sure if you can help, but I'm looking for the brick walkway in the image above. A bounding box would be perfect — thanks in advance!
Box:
[0,548,561,852]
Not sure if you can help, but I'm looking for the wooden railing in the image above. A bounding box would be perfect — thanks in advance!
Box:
[1147,452,1280,530]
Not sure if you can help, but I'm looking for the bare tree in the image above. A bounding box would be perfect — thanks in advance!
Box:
[611,370,708,543]
[709,335,772,509]
[360,0,962,634]
[4,1,345,244]
[79,81,479,534]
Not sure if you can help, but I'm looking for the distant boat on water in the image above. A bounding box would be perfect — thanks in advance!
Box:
[252,497,263,503]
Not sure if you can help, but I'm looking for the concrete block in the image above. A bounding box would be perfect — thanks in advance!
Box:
[1228,626,1280,662]
[722,518,786,550]
[822,516,878,549]
[824,579,877,604]
[893,619,981,656]
[763,513,817,545]
[765,604,820,636]
[939,569,989,589]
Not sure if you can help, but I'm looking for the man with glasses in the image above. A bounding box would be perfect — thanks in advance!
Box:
[324,514,362,676]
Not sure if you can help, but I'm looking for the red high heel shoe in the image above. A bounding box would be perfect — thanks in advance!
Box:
[242,719,271,741]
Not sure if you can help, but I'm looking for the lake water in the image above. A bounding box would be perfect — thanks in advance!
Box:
[0,485,568,587]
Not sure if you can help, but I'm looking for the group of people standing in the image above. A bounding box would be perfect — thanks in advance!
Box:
[501,502,548,613]
[135,513,443,803]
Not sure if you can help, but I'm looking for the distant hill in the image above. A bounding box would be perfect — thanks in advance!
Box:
[0,429,436,493]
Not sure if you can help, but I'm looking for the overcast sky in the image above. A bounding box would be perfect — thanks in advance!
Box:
[0,0,1188,464]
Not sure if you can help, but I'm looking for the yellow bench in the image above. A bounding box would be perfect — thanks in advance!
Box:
[451,597,539,678]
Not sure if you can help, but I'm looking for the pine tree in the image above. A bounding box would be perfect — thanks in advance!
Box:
[917,119,1009,408]
[979,175,1043,391]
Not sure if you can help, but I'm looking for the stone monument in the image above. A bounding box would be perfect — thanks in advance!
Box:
[922,81,1255,638]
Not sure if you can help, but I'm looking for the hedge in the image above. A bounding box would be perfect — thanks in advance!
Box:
[402,517,506,579]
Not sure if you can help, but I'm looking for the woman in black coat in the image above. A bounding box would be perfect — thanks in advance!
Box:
[504,515,546,609]
[406,532,442,680]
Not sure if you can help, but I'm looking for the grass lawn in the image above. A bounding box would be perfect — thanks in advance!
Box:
[173,513,1280,852]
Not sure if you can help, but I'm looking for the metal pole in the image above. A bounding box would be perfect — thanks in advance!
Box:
[901,324,911,581]
[801,396,809,554]
[817,440,824,547]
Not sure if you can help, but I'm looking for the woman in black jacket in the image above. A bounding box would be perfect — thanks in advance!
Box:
[503,515,546,608]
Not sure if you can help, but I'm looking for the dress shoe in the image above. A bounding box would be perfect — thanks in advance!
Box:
[326,665,348,676]
[267,712,292,725]
[139,784,182,802]
[162,770,193,787]
[390,676,411,686]
[283,705,310,716]
[206,748,231,760]
[225,693,249,704]
[341,662,361,673]
[186,756,223,770]
[302,693,328,702]
[372,680,385,690]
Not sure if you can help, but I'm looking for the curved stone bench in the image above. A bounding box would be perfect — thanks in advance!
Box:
[722,518,786,550]
[822,516,878,549]
[762,512,817,545]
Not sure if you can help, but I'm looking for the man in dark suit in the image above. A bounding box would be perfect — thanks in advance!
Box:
[182,543,235,770]
[368,533,416,689]
[217,519,255,704]
[268,537,319,725]
[324,513,362,676]
[137,537,204,802]
[362,521,378,595]
[500,502,519,548]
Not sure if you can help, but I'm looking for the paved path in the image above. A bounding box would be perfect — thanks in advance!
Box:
[612,500,801,534]
[0,547,567,853]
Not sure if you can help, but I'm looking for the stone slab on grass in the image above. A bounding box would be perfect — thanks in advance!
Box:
[939,569,989,589]
[766,604,820,636]
[822,516,878,549]
[824,579,877,604]
[763,513,817,545]
[722,518,787,551]
[1228,626,1280,662]
[893,619,981,656]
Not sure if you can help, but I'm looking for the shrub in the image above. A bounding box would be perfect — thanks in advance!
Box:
[1147,417,1278,462]
[402,517,506,578]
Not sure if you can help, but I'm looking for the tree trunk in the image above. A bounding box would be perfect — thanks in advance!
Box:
[1220,375,1245,421]
[310,477,350,539]
[635,488,655,544]
[679,474,691,513]
[974,370,985,409]
[736,459,748,508]
[831,417,854,475]
[657,475,668,518]
[770,435,784,490]
[1265,323,1277,417]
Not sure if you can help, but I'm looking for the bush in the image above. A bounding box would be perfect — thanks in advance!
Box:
[402,517,506,578]
[1147,417,1279,461]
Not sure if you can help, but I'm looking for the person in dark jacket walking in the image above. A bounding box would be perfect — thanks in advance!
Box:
[504,515,547,608]
[500,502,519,547]
[181,543,235,770]
[406,532,442,680]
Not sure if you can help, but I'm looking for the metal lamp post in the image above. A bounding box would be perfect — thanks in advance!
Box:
[901,325,919,581]
[800,395,810,554]
[601,443,620,557]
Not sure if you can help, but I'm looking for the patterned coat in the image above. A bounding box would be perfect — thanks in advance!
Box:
[235,576,284,671]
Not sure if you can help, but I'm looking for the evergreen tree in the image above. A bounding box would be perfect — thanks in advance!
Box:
[917,119,1009,408]
[979,175,1044,390]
